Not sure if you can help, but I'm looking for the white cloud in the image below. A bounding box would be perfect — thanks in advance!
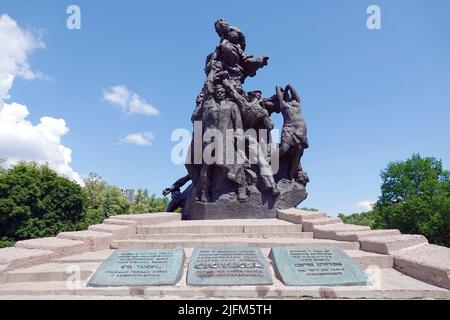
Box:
[120,132,155,146]
[358,201,375,212]
[0,14,45,105]
[0,102,84,185]
[0,15,83,186]
[103,85,159,116]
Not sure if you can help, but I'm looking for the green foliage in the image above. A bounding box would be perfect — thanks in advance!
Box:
[339,211,377,229]
[83,173,130,220]
[340,154,450,247]
[373,154,449,246]
[130,189,169,214]
[0,158,6,175]
[84,173,108,210]
[0,162,86,241]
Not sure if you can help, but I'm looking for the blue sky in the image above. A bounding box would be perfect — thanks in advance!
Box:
[1,0,449,216]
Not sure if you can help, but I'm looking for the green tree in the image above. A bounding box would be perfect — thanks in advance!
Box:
[104,186,130,217]
[130,189,169,214]
[339,211,377,229]
[0,162,86,241]
[373,154,449,246]
[0,158,6,175]
[82,173,130,224]
[83,173,108,210]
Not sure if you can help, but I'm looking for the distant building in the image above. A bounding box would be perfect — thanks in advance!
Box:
[121,189,136,203]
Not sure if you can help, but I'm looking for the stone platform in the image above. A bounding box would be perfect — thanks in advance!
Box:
[0,210,449,300]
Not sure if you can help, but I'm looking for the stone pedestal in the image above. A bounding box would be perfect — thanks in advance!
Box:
[183,180,307,220]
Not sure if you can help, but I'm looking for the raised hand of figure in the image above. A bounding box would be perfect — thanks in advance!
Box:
[162,187,173,197]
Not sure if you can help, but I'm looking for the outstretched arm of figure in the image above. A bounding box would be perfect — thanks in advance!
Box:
[286,84,301,103]
[276,86,284,108]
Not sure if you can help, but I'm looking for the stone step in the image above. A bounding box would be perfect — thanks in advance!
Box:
[3,248,392,284]
[393,244,450,290]
[137,219,302,235]
[111,212,181,225]
[57,231,116,251]
[313,224,371,240]
[360,235,429,254]
[129,232,314,240]
[103,218,137,226]
[110,238,360,250]
[53,250,114,264]
[2,262,100,283]
[0,247,54,273]
[0,269,448,299]
[334,229,401,242]
[88,224,134,238]
[301,218,343,232]
[277,208,328,224]
[15,238,90,259]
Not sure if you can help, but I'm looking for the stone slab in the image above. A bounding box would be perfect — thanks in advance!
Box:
[270,247,368,286]
[0,247,54,271]
[360,235,429,254]
[187,248,272,286]
[393,244,450,290]
[313,224,371,239]
[334,229,401,242]
[111,238,360,250]
[87,249,185,287]
[302,218,343,232]
[15,238,90,259]
[88,224,134,238]
[112,213,181,225]
[103,218,138,226]
[130,232,314,240]
[137,219,300,235]
[0,269,447,300]
[277,209,328,224]
[53,250,114,264]
[3,262,100,283]
[57,230,115,251]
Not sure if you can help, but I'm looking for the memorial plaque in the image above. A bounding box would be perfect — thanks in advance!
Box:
[187,248,272,286]
[270,247,368,286]
[87,249,185,287]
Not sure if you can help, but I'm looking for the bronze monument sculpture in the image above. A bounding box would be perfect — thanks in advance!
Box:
[164,19,309,220]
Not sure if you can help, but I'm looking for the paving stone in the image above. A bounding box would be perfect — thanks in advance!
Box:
[360,235,429,254]
[393,244,450,290]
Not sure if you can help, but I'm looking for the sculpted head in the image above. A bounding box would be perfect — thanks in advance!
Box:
[215,18,230,37]
[248,90,262,102]
[213,84,226,101]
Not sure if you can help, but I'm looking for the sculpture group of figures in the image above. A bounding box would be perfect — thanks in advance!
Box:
[163,19,309,220]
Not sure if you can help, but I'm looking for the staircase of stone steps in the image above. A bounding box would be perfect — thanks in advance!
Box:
[0,210,449,299]
[110,218,359,250]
